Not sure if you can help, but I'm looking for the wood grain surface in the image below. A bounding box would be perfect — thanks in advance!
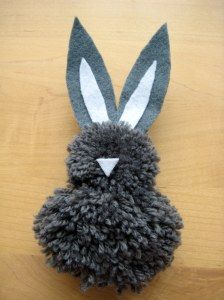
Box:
[0,1,224,299]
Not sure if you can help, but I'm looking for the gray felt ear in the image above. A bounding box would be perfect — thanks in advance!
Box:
[66,18,117,128]
[117,24,171,132]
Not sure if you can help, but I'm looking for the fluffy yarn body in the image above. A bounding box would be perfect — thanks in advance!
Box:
[33,123,183,292]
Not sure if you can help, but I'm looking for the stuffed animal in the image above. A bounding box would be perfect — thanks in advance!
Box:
[33,18,183,293]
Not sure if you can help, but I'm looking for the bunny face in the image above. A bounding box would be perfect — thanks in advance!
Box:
[66,122,159,187]
[65,20,170,187]
[65,19,170,188]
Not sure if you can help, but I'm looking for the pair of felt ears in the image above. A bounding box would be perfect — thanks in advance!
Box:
[66,18,170,132]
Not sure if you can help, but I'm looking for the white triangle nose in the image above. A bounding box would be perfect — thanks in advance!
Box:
[96,158,119,177]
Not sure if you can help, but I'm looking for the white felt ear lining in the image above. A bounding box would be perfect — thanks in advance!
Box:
[80,58,157,127]
[79,58,110,123]
[119,60,157,128]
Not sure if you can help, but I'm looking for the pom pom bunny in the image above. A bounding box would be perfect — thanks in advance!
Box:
[33,18,183,293]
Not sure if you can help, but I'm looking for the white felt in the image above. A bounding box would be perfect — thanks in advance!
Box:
[80,58,110,123]
[96,158,119,177]
[119,60,157,128]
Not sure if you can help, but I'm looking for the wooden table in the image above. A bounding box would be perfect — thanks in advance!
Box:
[1,1,224,299]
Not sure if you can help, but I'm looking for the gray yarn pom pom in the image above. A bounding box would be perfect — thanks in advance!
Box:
[33,123,183,292]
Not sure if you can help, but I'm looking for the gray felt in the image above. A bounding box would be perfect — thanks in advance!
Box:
[33,122,183,292]
[67,20,170,132]
[116,24,171,132]
[66,18,117,127]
